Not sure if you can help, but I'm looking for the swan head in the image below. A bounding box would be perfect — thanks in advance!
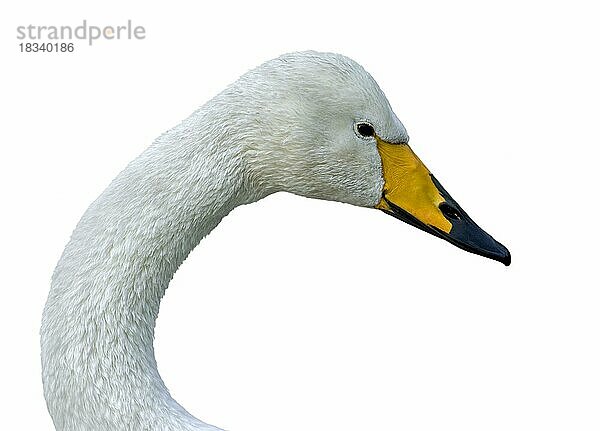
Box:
[234,51,510,265]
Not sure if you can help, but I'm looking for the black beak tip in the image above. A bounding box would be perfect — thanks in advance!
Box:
[492,243,511,266]
[380,196,512,267]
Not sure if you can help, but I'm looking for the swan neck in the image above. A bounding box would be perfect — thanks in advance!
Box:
[41,114,254,430]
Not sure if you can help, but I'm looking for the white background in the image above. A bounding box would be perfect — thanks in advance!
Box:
[1,1,599,430]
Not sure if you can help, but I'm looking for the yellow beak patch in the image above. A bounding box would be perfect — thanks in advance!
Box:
[375,137,452,234]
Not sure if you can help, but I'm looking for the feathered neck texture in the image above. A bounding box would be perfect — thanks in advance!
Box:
[41,102,265,430]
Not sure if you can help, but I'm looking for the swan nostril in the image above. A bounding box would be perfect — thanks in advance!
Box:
[439,202,461,220]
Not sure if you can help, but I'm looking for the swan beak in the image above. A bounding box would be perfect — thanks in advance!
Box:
[375,138,511,266]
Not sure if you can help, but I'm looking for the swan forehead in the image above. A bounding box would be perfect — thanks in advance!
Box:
[268,51,408,142]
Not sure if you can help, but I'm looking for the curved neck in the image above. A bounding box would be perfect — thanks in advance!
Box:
[41,111,265,430]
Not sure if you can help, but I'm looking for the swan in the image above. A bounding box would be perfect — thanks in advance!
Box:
[41,51,510,431]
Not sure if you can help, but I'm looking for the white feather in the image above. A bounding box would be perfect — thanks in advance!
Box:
[41,51,408,430]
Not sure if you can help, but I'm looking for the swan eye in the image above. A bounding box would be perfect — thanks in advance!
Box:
[356,122,375,138]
